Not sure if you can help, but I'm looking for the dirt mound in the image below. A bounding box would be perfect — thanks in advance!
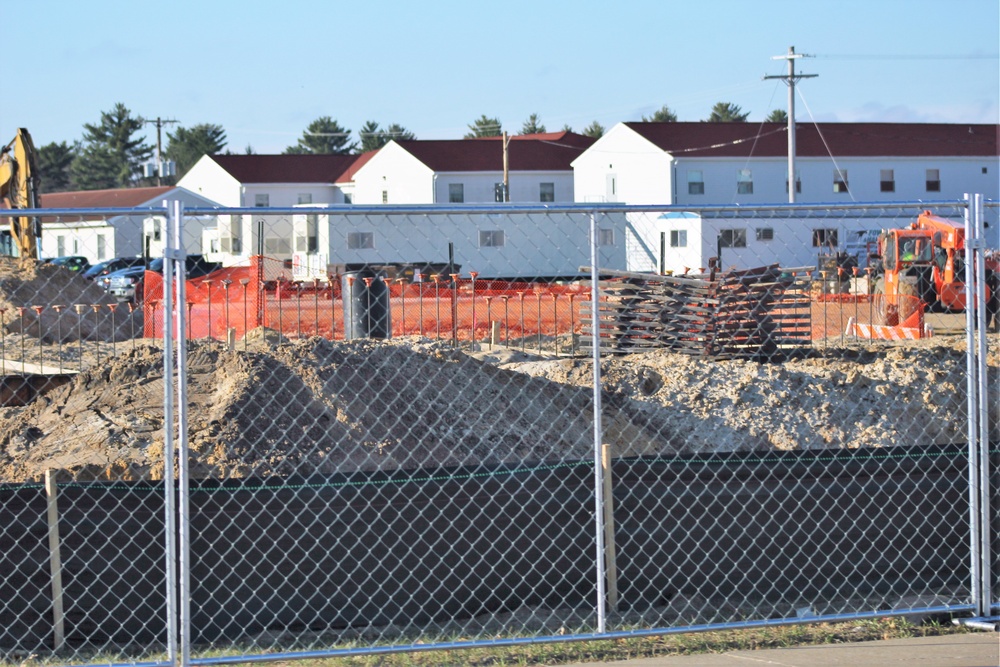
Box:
[0,335,989,483]
[0,257,139,341]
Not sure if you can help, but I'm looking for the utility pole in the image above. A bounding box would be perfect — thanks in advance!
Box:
[502,132,511,202]
[764,46,817,203]
[142,117,180,186]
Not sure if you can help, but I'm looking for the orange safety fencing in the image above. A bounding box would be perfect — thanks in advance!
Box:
[141,257,935,346]
[142,257,591,345]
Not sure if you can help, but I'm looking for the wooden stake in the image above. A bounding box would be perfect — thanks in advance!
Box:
[490,321,501,349]
[45,469,65,651]
[601,444,619,611]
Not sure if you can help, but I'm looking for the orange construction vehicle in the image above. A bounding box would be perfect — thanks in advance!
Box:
[870,210,999,326]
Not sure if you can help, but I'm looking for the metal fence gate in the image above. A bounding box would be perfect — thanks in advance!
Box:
[0,197,996,665]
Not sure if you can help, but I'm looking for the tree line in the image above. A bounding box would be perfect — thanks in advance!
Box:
[35,101,786,194]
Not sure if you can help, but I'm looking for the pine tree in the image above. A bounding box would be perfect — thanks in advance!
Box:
[71,103,152,190]
[285,116,356,154]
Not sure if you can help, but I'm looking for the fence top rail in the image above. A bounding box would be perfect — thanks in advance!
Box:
[0,199,973,219]
[184,199,971,217]
[0,206,169,218]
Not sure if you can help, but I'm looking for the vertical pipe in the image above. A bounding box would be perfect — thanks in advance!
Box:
[600,445,618,612]
[589,212,608,633]
[45,469,65,652]
[173,201,192,667]
[972,194,991,616]
[161,205,178,667]
[962,194,982,616]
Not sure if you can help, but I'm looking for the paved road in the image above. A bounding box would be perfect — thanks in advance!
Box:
[563,633,999,667]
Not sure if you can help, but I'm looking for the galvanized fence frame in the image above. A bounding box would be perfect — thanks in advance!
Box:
[0,197,996,666]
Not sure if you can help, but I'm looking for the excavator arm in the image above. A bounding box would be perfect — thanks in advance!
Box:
[0,128,41,261]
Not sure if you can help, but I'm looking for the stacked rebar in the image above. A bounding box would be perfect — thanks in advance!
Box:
[582,265,813,359]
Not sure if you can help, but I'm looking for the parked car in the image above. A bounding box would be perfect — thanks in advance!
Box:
[103,254,222,302]
[44,256,91,273]
[82,257,147,281]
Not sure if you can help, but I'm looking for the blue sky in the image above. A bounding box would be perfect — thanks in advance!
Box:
[4,0,998,154]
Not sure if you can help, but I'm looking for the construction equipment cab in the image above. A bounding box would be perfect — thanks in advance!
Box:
[0,128,41,261]
[872,210,999,326]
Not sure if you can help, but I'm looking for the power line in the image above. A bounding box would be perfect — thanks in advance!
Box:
[816,53,998,60]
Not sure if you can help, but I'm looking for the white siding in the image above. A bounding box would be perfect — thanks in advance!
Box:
[286,210,626,279]
[176,156,243,206]
[352,143,436,204]
[434,171,575,203]
[572,124,674,204]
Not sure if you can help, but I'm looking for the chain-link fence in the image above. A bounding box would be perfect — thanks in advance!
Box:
[0,199,996,665]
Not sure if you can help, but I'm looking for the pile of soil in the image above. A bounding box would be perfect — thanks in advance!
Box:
[0,258,140,342]
[0,331,991,483]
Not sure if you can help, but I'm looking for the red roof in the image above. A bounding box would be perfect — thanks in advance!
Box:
[40,186,174,208]
[209,153,362,184]
[395,132,595,172]
[335,150,378,183]
[624,122,999,158]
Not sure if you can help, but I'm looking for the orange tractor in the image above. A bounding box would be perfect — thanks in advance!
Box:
[870,211,999,327]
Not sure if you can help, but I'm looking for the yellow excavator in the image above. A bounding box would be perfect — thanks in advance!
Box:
[0,128,41,261]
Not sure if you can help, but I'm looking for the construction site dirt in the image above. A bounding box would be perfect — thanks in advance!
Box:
[0,328,992,484]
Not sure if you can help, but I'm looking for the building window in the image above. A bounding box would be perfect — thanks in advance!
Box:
[598,228,614,246]
[448,183,464,203]
[880,169,895,193]
[221,214,242,254]
[687,170,704,195]
[264,237,292,255]
[479,230,505,248]
[152,219,162,242]
[719,229,746,248]
[670,230,687,248]
[97,234,107,260]
[348,232,374,250]
[255,194,269,207]
[756,227,774,241]
[785,170,801,193]
[540,182,555,202]
[295,214,319,253]
[381,190,388,204]
[926,169,941,192]
[812,229,839,248]
[56,236,65,256]
[297,193,312,205]
[833,169,849,193]
[736,169,753,195]
[343,193,353,204]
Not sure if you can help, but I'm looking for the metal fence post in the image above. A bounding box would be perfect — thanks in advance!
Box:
[173,201,192,666]
[962,194,987,620]
[972,194,992,618]
[162,202,179,667]
[590,211,608,633]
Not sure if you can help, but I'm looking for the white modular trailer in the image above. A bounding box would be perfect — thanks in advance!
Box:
[626,209,963,276]
[287,208,627,280]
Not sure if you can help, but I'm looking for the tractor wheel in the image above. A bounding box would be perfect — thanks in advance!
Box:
[872,278,895,326]
[897,280,920,324]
